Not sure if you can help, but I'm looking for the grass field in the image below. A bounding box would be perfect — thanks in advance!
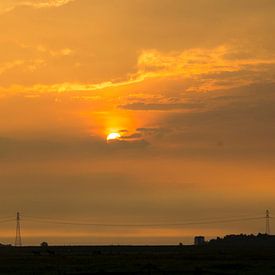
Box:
[0,244,275,274]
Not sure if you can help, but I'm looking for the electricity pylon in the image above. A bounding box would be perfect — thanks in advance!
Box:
[265,209,270,235]
[15,212,22,247]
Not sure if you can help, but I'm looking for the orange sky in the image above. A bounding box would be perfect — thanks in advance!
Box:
[0,0,275,245]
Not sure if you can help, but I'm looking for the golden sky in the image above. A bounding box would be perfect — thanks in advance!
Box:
[0,0,275,245]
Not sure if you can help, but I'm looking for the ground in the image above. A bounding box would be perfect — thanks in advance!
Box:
[0,245,275,274]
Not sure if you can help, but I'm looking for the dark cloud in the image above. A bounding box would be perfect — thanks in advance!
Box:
[136,128,161,133]
[119,129,129,133]
[0,136,150,161]
[136,127,169,137]
[152,82,275,159]
[120,133,143,139]
[119,102,202,111]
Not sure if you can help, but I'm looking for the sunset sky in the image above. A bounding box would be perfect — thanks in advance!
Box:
[0,0,275,245]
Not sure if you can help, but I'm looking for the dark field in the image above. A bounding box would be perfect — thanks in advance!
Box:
[0,244,275,274]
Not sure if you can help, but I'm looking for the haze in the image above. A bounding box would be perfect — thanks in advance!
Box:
[0,0,275,245]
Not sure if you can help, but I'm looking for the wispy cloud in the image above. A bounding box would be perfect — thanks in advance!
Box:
[2,45,274,94]
[0,0,74,13]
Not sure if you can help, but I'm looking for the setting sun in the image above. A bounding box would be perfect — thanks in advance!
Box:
[107,132,121,141]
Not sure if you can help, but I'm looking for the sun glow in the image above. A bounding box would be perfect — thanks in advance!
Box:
[107,132,121,141]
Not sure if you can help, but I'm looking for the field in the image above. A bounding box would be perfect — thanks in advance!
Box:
[0,244,275,274]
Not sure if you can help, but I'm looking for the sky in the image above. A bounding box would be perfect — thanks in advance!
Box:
[0,0,275,245]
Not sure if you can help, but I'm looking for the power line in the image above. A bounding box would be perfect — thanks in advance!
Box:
[22,216,265,228]
[24,212,268,223]
[0,216,15,220]
[0,218,14,224]
[24,213,265,224]
[4,211,272,245]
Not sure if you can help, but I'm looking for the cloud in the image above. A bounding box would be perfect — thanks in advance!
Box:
[120,133,143,140]
[0,0,275,244]
[1,45,274,94]
[0,60,25,75]
[118,128,171,142]
[150,82,275,158]
[0,136,150,161]
[119,102,202,111]
[28,0,74,8]
[0,0,74,13]
[0,0,274,92]
[136,128,168,136]
[136,47,275,88]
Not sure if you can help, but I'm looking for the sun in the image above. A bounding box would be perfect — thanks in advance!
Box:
[107,132,121,141]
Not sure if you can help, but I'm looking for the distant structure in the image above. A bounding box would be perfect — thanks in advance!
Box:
[194,236,205,245]
[15,212,22,247]
[40,242,49,247]
[266,209,270,235]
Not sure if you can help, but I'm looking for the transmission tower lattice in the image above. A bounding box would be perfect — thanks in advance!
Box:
[265,209,270,235]
[15,212,22,247]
